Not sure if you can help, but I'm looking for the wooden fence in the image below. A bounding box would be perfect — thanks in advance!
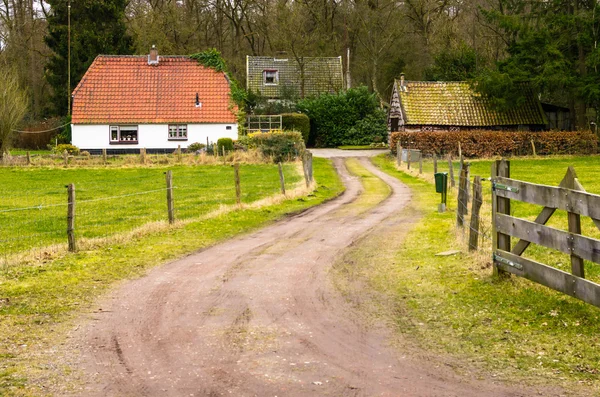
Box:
[491,159,600,307]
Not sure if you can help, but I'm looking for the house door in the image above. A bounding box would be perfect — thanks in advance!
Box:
[390,117,399,132]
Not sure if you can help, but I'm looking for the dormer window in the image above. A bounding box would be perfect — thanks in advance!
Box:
[263,70,278,85]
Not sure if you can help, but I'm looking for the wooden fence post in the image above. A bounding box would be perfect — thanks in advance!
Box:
[26,151,31,165]
[419,155,423,174]
[63,150,69,167]
[165,170,175,224]
[67,183,76,252]
[177,145,182,163]
[447,155,455,187]
[456,163,470,227]
[433,154,437,174]
[407,150,411,170]
[140,148,147,164]
[307,152,313,182]
[469,176,483,251]
[233,163,242,205]
[492,159,510,277]
[531,139,537,156]
[102,149,107,164]
[563,167,585,277]
[458,141,462,161]
[278,162,286,195]
[302,153,310,187]
[396,142,402,166]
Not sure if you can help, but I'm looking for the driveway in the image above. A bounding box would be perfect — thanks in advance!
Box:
[70,158,557,396]
[310,148,389,158]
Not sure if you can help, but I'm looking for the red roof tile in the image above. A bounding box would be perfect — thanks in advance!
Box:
[71,56,237,124]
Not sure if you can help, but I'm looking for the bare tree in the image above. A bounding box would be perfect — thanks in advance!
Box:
[0,67,28,156]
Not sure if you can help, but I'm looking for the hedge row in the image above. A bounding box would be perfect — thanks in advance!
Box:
[281,113,310,144]
[389,130,598,157]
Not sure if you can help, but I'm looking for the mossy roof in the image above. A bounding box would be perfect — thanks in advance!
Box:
[397,81,547,127]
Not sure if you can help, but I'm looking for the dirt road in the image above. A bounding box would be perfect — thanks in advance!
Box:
[72,158,550,397]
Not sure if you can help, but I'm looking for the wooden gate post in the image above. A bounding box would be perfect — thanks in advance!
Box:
[456,163,470,227]
[66,183,76,252]
[492,159,510,277]
[278,162,286,196]
[469,176,483,251]
[563,167,585,277]
[233,163,241,205]
[447,155,455,187]
[165,170,175,224]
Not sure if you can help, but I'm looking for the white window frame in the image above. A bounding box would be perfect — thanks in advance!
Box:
[110,125,138,144]
[263,69,279,85]
[168,124,188,140]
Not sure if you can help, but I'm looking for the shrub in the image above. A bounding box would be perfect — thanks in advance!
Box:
[52,143,80,155]
[281,113,310,143]
[249,130,305,163]
[217,138,234,153]
[346,113,388,145]
[389,130,598,157]
[187,142,206,152]
[297,86,387,147]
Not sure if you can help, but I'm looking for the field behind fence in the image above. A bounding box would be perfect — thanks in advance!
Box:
[393,152,600,287]
[0,163,305,267]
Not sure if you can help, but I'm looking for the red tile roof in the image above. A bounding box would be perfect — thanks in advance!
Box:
[72,56,238,124]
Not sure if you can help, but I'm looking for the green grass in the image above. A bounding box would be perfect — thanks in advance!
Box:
[7,150,52,156]
[0,163,301,258]
[357,155,600,393]
[342,158,391,214]
[0,157,344,396]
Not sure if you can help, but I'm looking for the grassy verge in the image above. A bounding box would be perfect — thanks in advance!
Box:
[341,158,391,215]
[337,145,386,150]
[337,155,599,394]
[0,157,344,397]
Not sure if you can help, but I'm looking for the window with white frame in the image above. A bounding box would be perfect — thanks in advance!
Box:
[168,124,188,140]
[110,125,138,143]
[263,69,278,85]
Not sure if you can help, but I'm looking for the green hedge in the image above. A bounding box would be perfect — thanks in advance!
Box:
[281,113,310,144]
[296,86,387,147]
[390,130,598,157]
[217,138,234,153]
[247,131,305,163]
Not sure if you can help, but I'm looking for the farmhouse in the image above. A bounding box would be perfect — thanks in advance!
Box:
[388,75,547,133]
[71,47,238,153]
[246,55,344,99]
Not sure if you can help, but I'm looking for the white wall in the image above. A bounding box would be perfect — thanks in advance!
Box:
[71,123,238,150]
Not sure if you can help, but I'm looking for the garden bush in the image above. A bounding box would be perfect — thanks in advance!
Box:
[389,130,598,157]
[281,113,310,143]
[249,130,305,163]
[297,86,387,147]
[187,142,206,152]
[217,138,234,153]
[52,143,80,155]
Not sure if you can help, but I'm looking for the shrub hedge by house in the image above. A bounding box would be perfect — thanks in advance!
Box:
[281,113,310,143]
[217,138,234,153]
[296,86,387,147]
[389,130,598,157]
[245,130,305,163]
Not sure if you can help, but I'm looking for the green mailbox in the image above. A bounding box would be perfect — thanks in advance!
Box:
[434,172,448,211]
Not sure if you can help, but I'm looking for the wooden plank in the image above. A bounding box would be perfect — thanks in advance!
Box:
[165,170,175,224]
[469,176,483,251]
[496,213,600,264]
[495,250,600,308]
[278,162,286,196]
[496,160,511,253]
[67,183,76,252]
[495,177,600,221]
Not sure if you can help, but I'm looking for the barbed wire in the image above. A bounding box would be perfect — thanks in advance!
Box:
[12,121,71,134]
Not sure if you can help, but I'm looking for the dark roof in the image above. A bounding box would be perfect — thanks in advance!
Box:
[396,80,547,127]
[246,56,344,98]
[72,56,237,124]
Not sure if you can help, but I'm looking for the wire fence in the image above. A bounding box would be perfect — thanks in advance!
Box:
[0,161,310,269]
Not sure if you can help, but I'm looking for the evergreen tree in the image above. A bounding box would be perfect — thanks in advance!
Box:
[45,0,133,116]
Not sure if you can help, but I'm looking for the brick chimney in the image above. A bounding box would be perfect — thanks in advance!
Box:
[148,45,159,65]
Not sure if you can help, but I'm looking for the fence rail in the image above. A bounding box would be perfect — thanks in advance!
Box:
[491,161,600,307]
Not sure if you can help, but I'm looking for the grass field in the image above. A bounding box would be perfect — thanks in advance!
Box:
[0,163,301,261]
[357,155,600,393]
[0,157,344,396]
[406,155,600,282]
